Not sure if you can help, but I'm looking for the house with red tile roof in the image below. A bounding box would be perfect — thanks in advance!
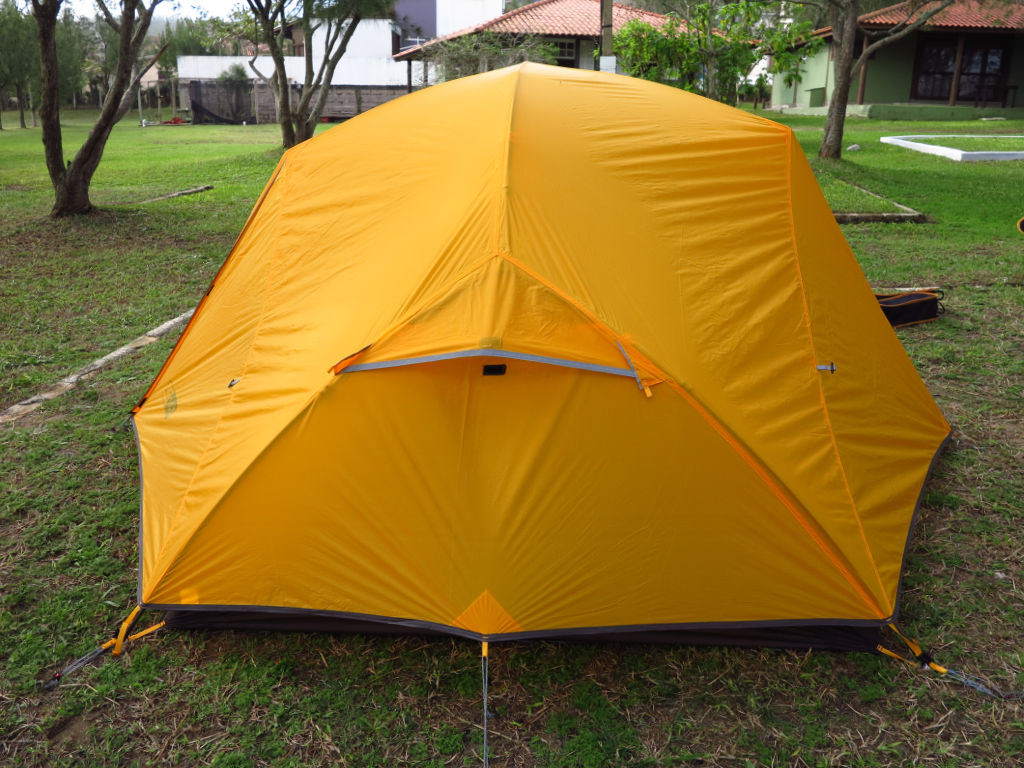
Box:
[771,0,1024,115]
[394,0,670,78]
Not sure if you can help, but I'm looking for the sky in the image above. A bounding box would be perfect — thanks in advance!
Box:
[66,0,246,22]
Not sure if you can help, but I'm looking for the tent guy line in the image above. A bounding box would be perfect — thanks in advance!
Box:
[0,309,195,427]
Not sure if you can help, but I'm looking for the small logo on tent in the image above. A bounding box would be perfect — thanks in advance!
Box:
[163,388,178,418]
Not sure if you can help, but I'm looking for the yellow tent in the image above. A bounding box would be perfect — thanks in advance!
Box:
[132,63,950,649]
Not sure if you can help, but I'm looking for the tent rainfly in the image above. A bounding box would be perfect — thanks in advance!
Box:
[130,63,951,652]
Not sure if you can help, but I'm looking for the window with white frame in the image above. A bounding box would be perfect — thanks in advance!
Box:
[553,39,576,67]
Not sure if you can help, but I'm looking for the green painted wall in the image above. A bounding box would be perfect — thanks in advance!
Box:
[858,35,917,103]
[771,45,830,107]
[772,32,1024,109]
[775,103,1024,118]
[868,103,1024,119]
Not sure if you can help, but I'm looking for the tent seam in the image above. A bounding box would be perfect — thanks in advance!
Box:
[132,415,145,604]
[659,376,883,617]
[784,130,889,615]
[155,248,511,599]
[331,252,500,373]
[144,162,293,599]
[133,158,288,412]
[494,65,522,254]
[495,252,882,613]
[144,377,339,601]
[493,251,659,380]
[889,429,953,621]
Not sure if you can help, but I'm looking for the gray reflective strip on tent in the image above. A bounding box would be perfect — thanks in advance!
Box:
[615,340,644,389]
[344,348,635,377]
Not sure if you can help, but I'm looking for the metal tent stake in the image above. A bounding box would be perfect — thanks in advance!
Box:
[481,641,489,768]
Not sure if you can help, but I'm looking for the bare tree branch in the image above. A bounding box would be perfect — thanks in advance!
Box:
[117,41,169,116]
[94,0,121,35]
[302,13,361,137]
[248,56,274,85]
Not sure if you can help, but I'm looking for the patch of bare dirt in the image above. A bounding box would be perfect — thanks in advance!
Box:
[0,209,212,266]
[45,711,95,745]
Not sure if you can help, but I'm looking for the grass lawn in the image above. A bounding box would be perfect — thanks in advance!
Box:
[2,106,1023,767]
[813,171,905,214]
[910,135,1024,152]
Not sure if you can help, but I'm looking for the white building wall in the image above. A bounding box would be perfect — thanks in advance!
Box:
[179,54,317,86]
[179,4,506,90]
[307,19,410,85]
[578,46,595,71]
[179,19,410,86]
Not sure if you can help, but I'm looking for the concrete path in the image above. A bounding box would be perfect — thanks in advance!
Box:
[0,309,194,426]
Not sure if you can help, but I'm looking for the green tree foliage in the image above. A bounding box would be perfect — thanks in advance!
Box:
[158,17,223,78]
[0,0,40,128]
[83,12,123,107]
[218,62,251,83]
[424,31,557,82]
[613,15,701,91]
[155,16,225,116]
[217,63,252,122]
[210,7,263,57]
[614,1,822,104]
[55,8,88,105]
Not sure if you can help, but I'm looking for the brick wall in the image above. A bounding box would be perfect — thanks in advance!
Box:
[185,80,415,125]
[253,83,412,122]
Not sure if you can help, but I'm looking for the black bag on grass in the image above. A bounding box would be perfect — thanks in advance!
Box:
[875,290,944,328]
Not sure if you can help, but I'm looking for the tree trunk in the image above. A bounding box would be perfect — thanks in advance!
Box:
[278,78,295,147]
[251,0,297,148]
[267,32,296,146]
[34,0,161,217]
[16,84,27,128]
[819,1,859,159]
[33,1,68,205]
[704,0,718,102]
[295,4,317,143]
[295,104,316,143]
[52,164,94,214]
[34,0,96,215]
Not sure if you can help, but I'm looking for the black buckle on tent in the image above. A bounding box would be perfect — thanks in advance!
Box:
[482,364,507,376]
